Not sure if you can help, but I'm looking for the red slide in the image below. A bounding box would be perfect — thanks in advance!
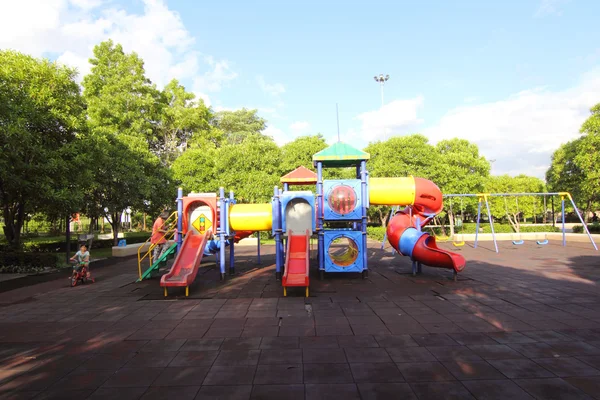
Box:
[160,230,211,296]
[412,234,466,273]
[282,229,310,297]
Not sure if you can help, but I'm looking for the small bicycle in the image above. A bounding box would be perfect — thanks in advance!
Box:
[70,261,95,287]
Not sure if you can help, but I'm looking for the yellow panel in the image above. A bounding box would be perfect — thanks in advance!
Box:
[369,177,416,206]
[229,203,272,231]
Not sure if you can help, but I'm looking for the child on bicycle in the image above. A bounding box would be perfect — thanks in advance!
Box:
[70,244,90,277]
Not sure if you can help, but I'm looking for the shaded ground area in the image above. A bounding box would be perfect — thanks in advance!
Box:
[0,240,599,399]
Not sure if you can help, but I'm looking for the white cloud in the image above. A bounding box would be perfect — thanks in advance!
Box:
[263,125,289,146]
[257,76,285,96]
[290,121,310,132]
[347,96,425,144]
[425,69,600,178]
[534,0,570,17]
[0,0,236,104]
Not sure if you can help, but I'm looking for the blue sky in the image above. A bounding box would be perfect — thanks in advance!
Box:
[1,0,599,177]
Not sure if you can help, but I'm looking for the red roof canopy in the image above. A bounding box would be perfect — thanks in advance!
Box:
[280,166,318,185]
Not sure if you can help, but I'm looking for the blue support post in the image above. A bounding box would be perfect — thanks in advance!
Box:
[317,162,324,278]
[561,196,566,247]
[283,183,289,191]
[360,160,368,278]
[273,186,282,279]
[177,187,183,252]
[257,231,261,264]
[567,194,598,250]
[229,191,235,275]
[474,197,482,249]
[484,195,499,253]
[219,187,226,280]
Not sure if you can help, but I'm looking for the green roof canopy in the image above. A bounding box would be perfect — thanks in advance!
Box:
[312,142,370,168]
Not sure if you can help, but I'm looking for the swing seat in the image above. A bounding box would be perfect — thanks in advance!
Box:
[452,241,465,247]
[512,240,524,245]
[536,239,549,245]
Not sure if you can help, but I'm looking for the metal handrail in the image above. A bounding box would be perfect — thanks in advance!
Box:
[137,211,178,279]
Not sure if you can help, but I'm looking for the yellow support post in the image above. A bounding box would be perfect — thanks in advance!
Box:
[283,287,287,297]
[305,287,309,298]
[164,287,167,297]
[186,286,189,297]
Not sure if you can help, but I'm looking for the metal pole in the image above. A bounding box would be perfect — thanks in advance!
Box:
[177,187,183,252]
[561,196,566,247]
[219,187,226,280]
[229,191,235,275]
[474,198,482,249]
[257,231,261,264]
[361,160,368,277]
[567,194,598,251]
[65,214,71,265]
[552,196,555,227]
[380,81,384,107]
[317,162,324,277]
[484,196,499,253]
[273,186,282,279]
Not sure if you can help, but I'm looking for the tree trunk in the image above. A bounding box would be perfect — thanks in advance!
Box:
[448,211,455,238]
[106,212,121,246]
[2,202,25,249]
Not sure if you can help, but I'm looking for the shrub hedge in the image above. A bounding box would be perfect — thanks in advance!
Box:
[0,252,57,269]
[573,224,600,234]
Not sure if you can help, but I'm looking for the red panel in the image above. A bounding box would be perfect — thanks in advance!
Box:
[160,231,210,288]
[181,196,217,235]
[411,235,466,273]
[413,178,443,215]
[282,230,310,288]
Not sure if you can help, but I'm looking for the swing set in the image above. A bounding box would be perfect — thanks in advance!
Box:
[443,192,597,253]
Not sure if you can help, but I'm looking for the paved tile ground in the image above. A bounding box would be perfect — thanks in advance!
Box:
[0,240,599,399]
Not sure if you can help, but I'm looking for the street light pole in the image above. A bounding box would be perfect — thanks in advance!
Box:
[373,74,390,108]
[374,74,390,140]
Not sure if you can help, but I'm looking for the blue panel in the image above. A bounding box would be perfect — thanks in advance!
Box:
[280,191,316,233]
[398,228,426,258]
[323,179,362,220]
[324,230,364,273]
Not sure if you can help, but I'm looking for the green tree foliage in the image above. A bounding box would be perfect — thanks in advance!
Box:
[0,50,86,248]
[172,142,218,194]
[280,134,328,174]
[83,40,159,142]
[82,40,173,244]
[153,79,213,165]
[214,108,267,145]
[546,104,600,218]
[484,175,545,232]
[214,134,282,203]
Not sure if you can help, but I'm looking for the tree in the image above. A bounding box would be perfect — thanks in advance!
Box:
[83,134,174,245]
[574,103,600,215]
[434,138,490,235]
[214,134,282,203]
[0,50,86,248]
[82,40,159,142]
[365,135,441,225]
[214,108,267,145]
[280,134,328,174]
[172,140,218,194]
[82,41,173,244]
[152,79,213,165]
[484,175,545,232]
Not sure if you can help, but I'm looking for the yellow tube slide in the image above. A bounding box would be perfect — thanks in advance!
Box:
[229,203,272,231]
[369,177,416,206]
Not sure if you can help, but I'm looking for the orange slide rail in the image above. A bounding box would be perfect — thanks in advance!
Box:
[282,229,310,297]
[160,229,211,297]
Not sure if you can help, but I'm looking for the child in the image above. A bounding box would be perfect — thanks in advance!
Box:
[70,244,90,278]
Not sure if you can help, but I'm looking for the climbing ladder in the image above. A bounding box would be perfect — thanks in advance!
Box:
[137,243,178,282]
[137,212,178,281]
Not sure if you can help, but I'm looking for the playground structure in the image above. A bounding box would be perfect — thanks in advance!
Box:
[394,192,597,253]
[138,141,466,297]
